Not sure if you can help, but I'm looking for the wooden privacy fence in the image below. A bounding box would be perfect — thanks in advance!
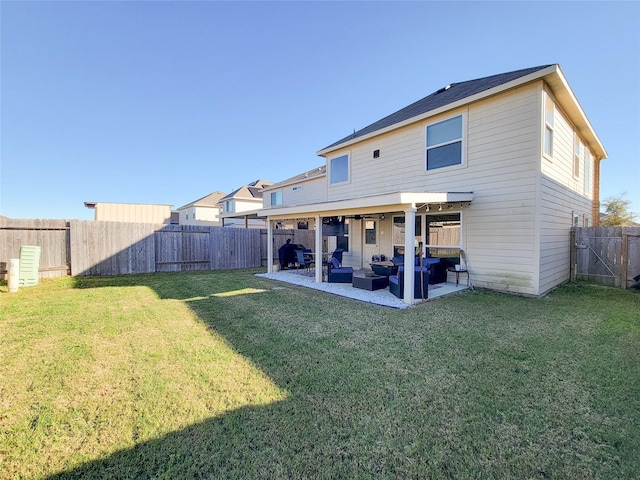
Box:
[1,219,316,279]
[0,219,70,279]
[570,226,640,288]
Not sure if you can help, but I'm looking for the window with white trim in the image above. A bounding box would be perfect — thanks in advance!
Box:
[224,201,234,213]
[330,153,349,184]
[573,133,581,178]
[544,93,554,158]
[270,190,282,206]
[426,115,463,170]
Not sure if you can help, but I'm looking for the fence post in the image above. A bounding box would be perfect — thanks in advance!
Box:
[621,233,628,289]
[569,229,577,282]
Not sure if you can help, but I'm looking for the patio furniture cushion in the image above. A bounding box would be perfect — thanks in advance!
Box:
[327,262,354,283]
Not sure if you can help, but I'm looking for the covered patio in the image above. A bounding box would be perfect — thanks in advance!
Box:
[260,191,473,306]
[256,269,470,309]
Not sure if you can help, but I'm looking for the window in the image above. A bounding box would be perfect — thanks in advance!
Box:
[544,93,554,157]
[337,219,350,252]
[330,154,349,184]
[584,149,592,194]
[425,214,461,258]
[426,115,463,170]
[573,134,581,178]
[270,190,282,206]
[392,215,422,258]
[224,201,234,213]
[365,220,376,245]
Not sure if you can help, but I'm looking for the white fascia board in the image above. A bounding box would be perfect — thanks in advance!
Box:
[317,66,559,157]
[545,67,607,159]
[258,191,473,218]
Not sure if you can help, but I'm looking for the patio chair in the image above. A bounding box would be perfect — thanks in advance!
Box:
[389,265,430,299]
[331,248,344,265]
[326,257,353,283]
[294,249,313,273]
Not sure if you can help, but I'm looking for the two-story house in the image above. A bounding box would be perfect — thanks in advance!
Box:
[176,191,227,226]
[260,64,607,304]
[219,179,273,228]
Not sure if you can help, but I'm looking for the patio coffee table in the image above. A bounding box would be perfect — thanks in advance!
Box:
[352,274,388,291]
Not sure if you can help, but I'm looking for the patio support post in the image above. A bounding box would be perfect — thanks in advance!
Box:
[315,215,322,283]
[404,205,416,305]
[267,218,273,273]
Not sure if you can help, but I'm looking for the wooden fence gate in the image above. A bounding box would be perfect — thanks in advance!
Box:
[570,227,640,288]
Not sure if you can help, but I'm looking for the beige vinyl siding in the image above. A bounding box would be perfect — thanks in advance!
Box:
[179,206,221,226]
[538,92,592,294]
[233,199,262,213]
[541,98,593,201]
[93,203,172,224]
[325,85,541,294]
[282,177,327,206]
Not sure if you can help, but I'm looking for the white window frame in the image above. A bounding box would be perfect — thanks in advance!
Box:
[224,201,234,213]
[270,190,282,206]
[573,133,581,179]
[544,92,554,159]
[329,153,350,185]
[425,113,465,171]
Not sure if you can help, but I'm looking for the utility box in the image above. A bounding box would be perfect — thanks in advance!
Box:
[19,245,41,287]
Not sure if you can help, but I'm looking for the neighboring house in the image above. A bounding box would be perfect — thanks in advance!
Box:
[84,202,173,224]
[260,64,607,304]
[265,165,327,230]
[219,179,272,228]
[176,191,227,226]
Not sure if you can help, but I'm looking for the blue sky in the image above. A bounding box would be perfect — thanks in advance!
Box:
[1,1,639,220]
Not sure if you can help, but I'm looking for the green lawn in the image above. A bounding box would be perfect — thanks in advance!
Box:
[1,270,639,479]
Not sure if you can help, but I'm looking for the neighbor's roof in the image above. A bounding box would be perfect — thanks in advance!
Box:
[318,64,606,159]
[219,179,273,202]
[262,165,326,192]
[177,191,227,210]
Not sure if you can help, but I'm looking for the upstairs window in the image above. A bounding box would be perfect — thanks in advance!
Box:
[270,190,282,206]
[573,133,581,178]
[224,201,234,213]
[426,115,463,170]
[330,154,349,184]
[544,93,554,158]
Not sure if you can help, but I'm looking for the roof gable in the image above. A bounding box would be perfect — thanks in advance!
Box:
[263,165,326,191]
[177,191,226,210]
[219,179,273,202]
[320,65,553,152]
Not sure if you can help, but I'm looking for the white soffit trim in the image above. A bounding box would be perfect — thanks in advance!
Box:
[258,191,473,218]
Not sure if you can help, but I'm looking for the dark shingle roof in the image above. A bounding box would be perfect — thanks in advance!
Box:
[321,65,554,151]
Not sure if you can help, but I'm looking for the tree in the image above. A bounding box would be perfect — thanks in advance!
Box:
[600,192,638,227]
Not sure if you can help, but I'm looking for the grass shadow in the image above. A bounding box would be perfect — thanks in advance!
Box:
[8,273,638,479]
